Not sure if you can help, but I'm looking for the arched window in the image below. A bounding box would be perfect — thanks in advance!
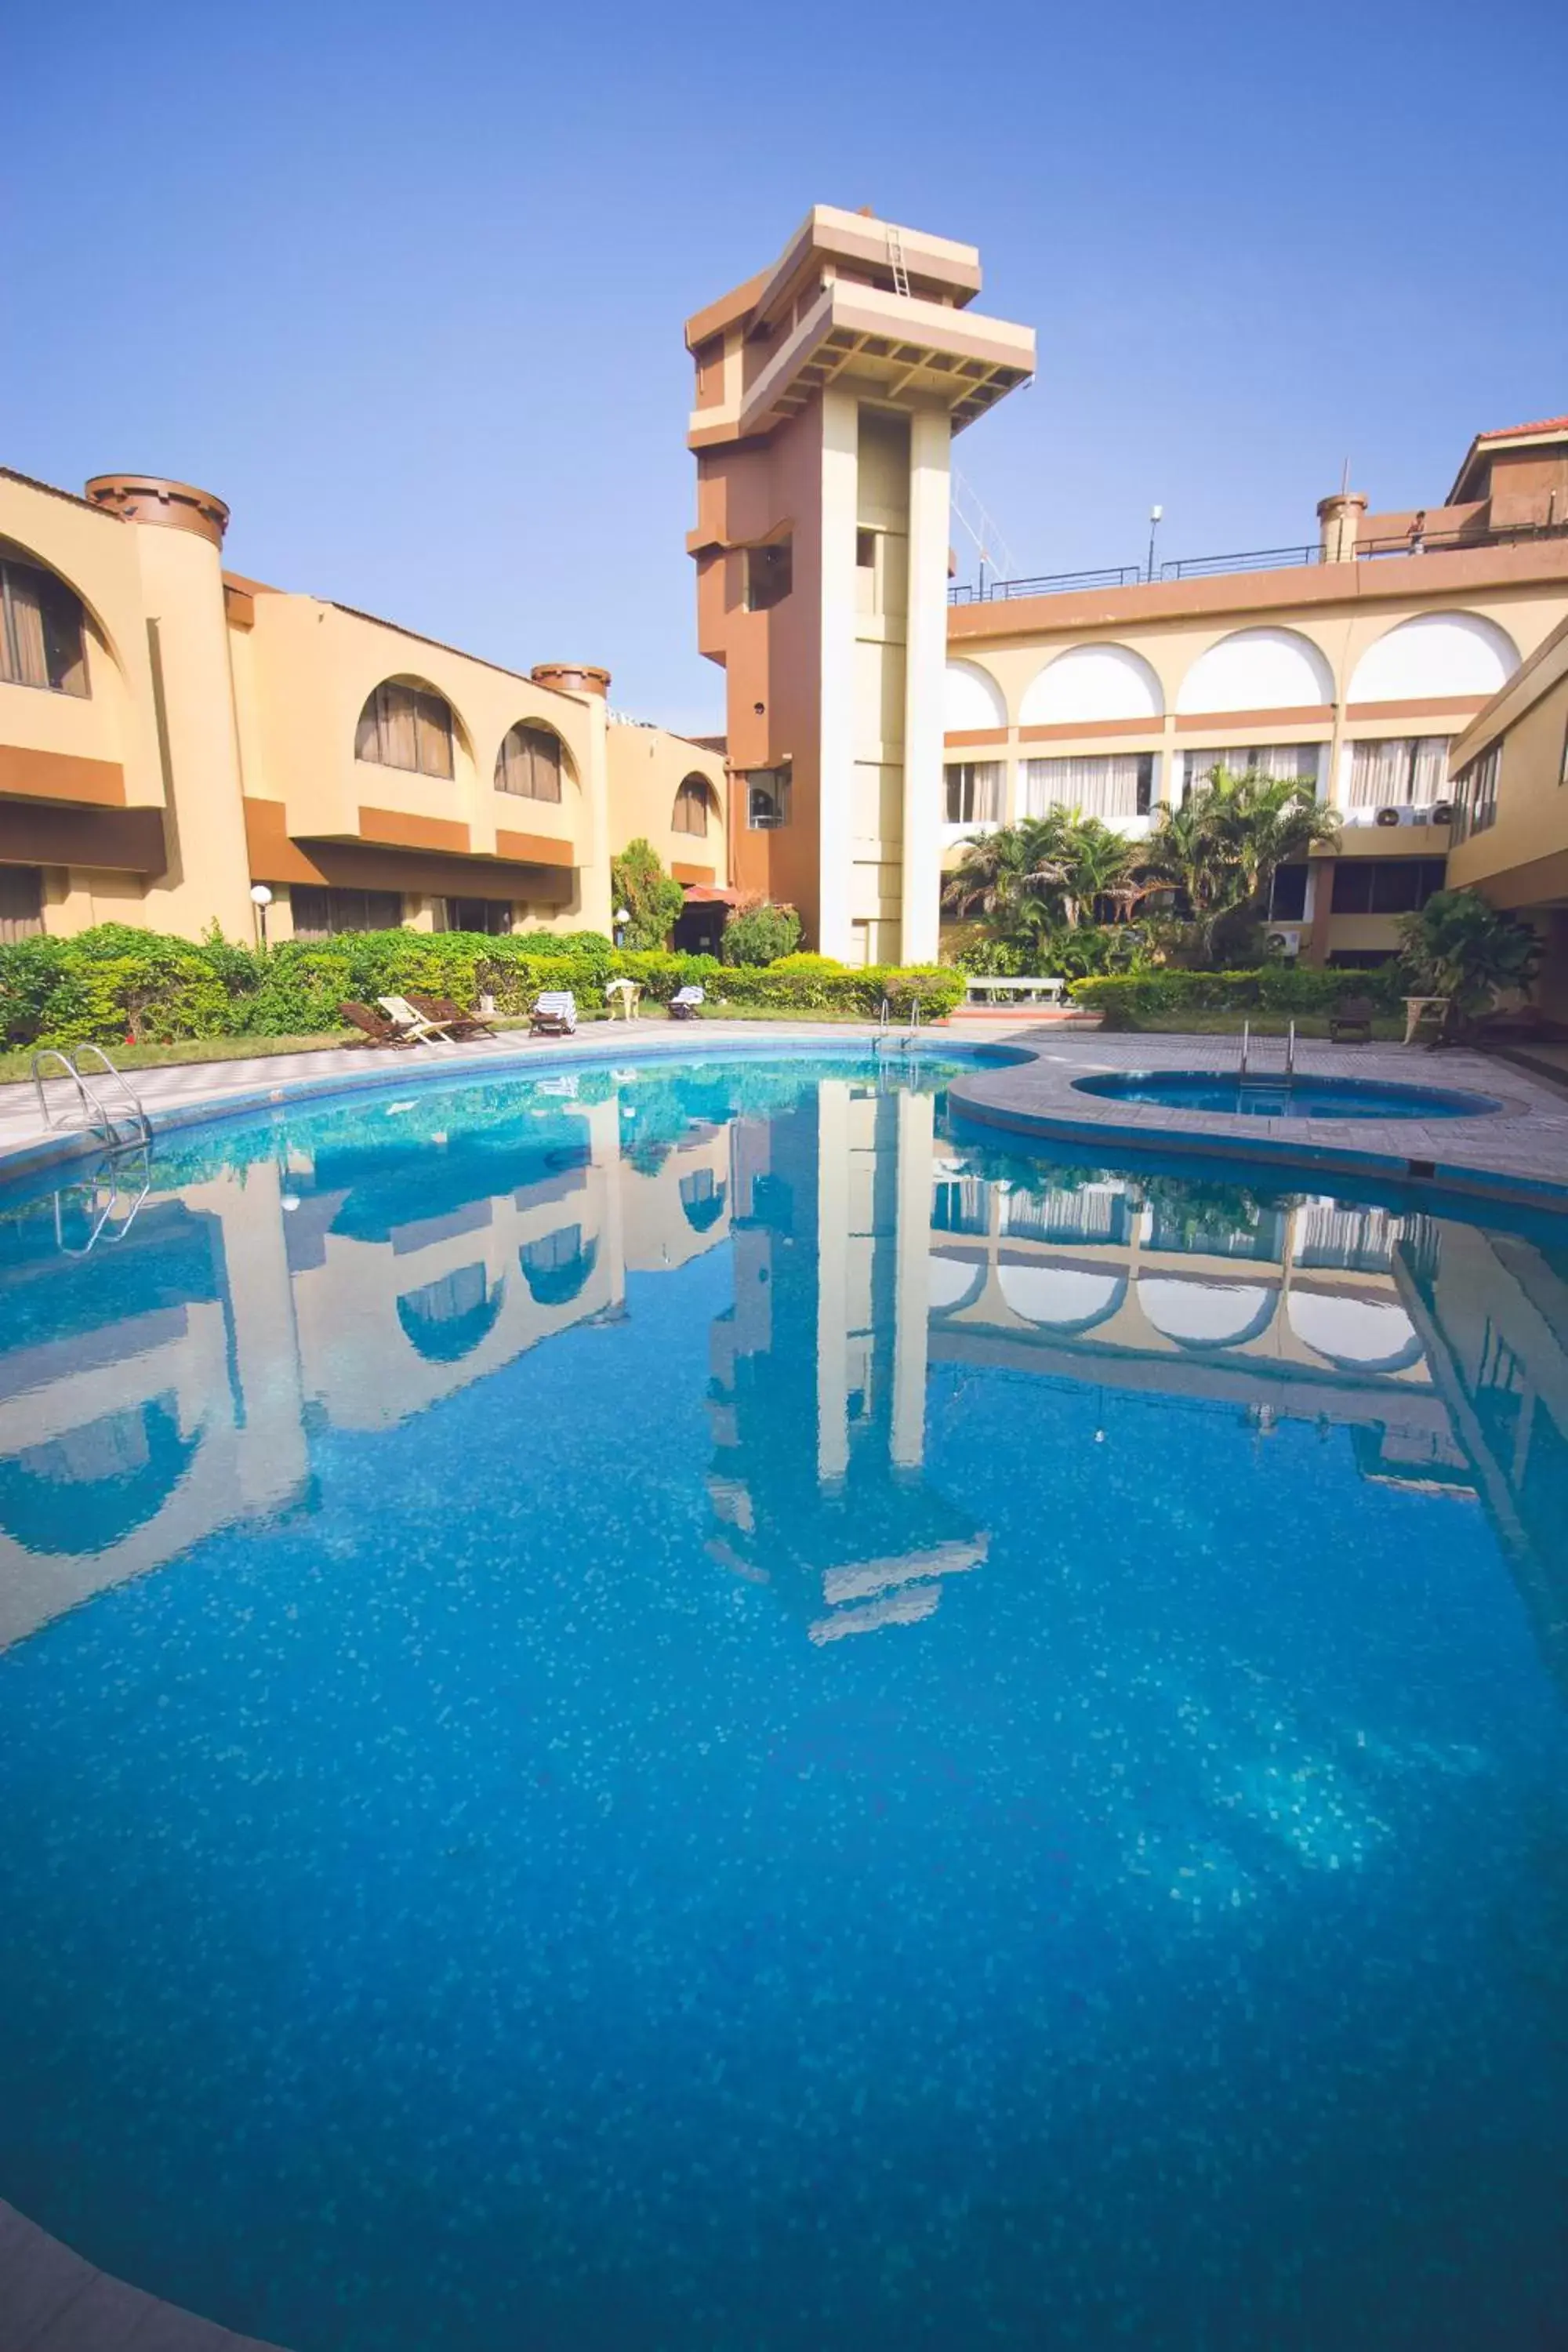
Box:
[672,775,714,836]
[354,679,454,779]
[0,550,88,697]
[495,722,566,801]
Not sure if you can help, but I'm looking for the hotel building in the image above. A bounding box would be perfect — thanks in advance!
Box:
[687,216,1568,967]
[1446,600,1568,1018]
[0,466,725,946]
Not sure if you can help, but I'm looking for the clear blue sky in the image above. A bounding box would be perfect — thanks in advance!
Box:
[5,0,1564,736]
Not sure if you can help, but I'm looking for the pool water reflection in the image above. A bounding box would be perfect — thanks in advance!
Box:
[0,1054,1566,2352]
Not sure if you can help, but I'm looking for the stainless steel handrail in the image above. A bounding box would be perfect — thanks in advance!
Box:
[30,1044,150,1146]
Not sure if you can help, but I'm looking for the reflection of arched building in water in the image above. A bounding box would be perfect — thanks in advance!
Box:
[0,1086,733,1649]
[928,1163,1462,1473]
[706,1077,987,1643]
[1398,1221,1568,1700]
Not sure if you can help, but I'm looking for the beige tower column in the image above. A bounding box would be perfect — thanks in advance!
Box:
[815,1076,851,1483]
[591,1095,629,1315]
[900,405,952,964]
[210,1160,310,1515]
[1316,491,1368,564]
[817,390,860,962]
[890,1085,935,1469]
[530,663,615,935]
[85,476,255,940]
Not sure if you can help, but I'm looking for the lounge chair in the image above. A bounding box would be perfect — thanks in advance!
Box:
[1328,993,1376,1045]
[407,990,497,1040]
[530,990,578,1036]
[377,993,456,1044]
[668,985,706,1021]
[340,1000,416,1050]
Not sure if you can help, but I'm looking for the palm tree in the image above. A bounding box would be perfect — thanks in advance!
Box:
[1138,767,1339,962]
[945,812,1138,946]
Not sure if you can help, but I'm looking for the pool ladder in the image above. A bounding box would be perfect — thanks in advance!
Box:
[51,1139,154,1257]
[874,996,923,1055]
[31,1044,151,1149]
[1238,1021,1297,1081]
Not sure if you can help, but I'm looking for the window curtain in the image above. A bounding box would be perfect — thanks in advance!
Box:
[380,684,419,771]
[673,781,709,835]
[1185,743,1317,796]
[2,567,49,688]
[495,724,562,800]
[414,690,453,779]
[356,683,452,776]
[1348,736,1450,808]
[945,763,1003,823]
[1023,756,1144,820]
[0,866,43,942]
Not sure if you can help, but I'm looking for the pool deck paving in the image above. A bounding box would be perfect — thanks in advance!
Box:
[945,1029,1568,1208]
[0,2197,284,2351]
[0,1019,1561,1210]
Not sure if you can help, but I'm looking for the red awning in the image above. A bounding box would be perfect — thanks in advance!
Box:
[682,884,742,905]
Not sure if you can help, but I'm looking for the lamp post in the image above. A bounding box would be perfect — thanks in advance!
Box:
[1146,503,1163,584]
[249,882,274,949]
[614,904,631,949]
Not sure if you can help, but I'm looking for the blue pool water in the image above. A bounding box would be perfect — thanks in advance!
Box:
[0,1051,1566,2352]
[1073,1069,1501,1120]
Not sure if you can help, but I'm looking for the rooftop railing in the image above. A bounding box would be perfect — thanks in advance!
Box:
[948,517,1568,603]
[1158,543,1322,581]
[948,564,1145,603]
[1354,518,1568,560]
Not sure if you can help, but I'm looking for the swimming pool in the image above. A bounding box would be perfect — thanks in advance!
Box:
[1072,1069,1502,1120]
[0,1051,1565,2352]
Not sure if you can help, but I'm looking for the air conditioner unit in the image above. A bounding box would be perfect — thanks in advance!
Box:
[1375,805,1402,827]
[1267,927,1302,958]
[1429,800,1454,824]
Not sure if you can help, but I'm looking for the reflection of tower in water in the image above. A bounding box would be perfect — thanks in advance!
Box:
[706,1076,985,1642]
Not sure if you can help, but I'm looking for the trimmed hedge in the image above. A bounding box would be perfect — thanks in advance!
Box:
[1069,966,1406,1029]
[0,926,962,1050]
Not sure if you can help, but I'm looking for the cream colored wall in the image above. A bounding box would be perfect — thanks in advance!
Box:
[605,723,726,883]
[248,598,590,848]
[1448,662,1568,895]
[132,520,255,938]
[943,578,1568,841]
[0,475,166,808]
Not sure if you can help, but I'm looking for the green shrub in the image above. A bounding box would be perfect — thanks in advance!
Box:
[1069,965,1406,1029]
[707,962,964,1018]
[610,840,685,949]
[0,923,966,1048]
[720,900,803,966]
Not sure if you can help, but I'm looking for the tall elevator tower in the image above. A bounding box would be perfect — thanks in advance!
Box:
[684,207,1034,964]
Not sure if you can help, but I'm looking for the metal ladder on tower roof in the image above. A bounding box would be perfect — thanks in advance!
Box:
[886,224,911,299]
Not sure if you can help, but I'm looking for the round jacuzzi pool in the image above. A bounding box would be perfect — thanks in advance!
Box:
[1072,1069,1503,1120]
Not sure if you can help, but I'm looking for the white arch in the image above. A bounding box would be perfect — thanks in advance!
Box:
[998,1264,1125,1330]
[1348,612,1519,704]
[1138,1276,1276,1348]
[1286,1290,1423,1371]
[945,659,1007,731]
[1020,643,1163,727]
[1177,627,1334,715]
[927,1252,985,1313]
